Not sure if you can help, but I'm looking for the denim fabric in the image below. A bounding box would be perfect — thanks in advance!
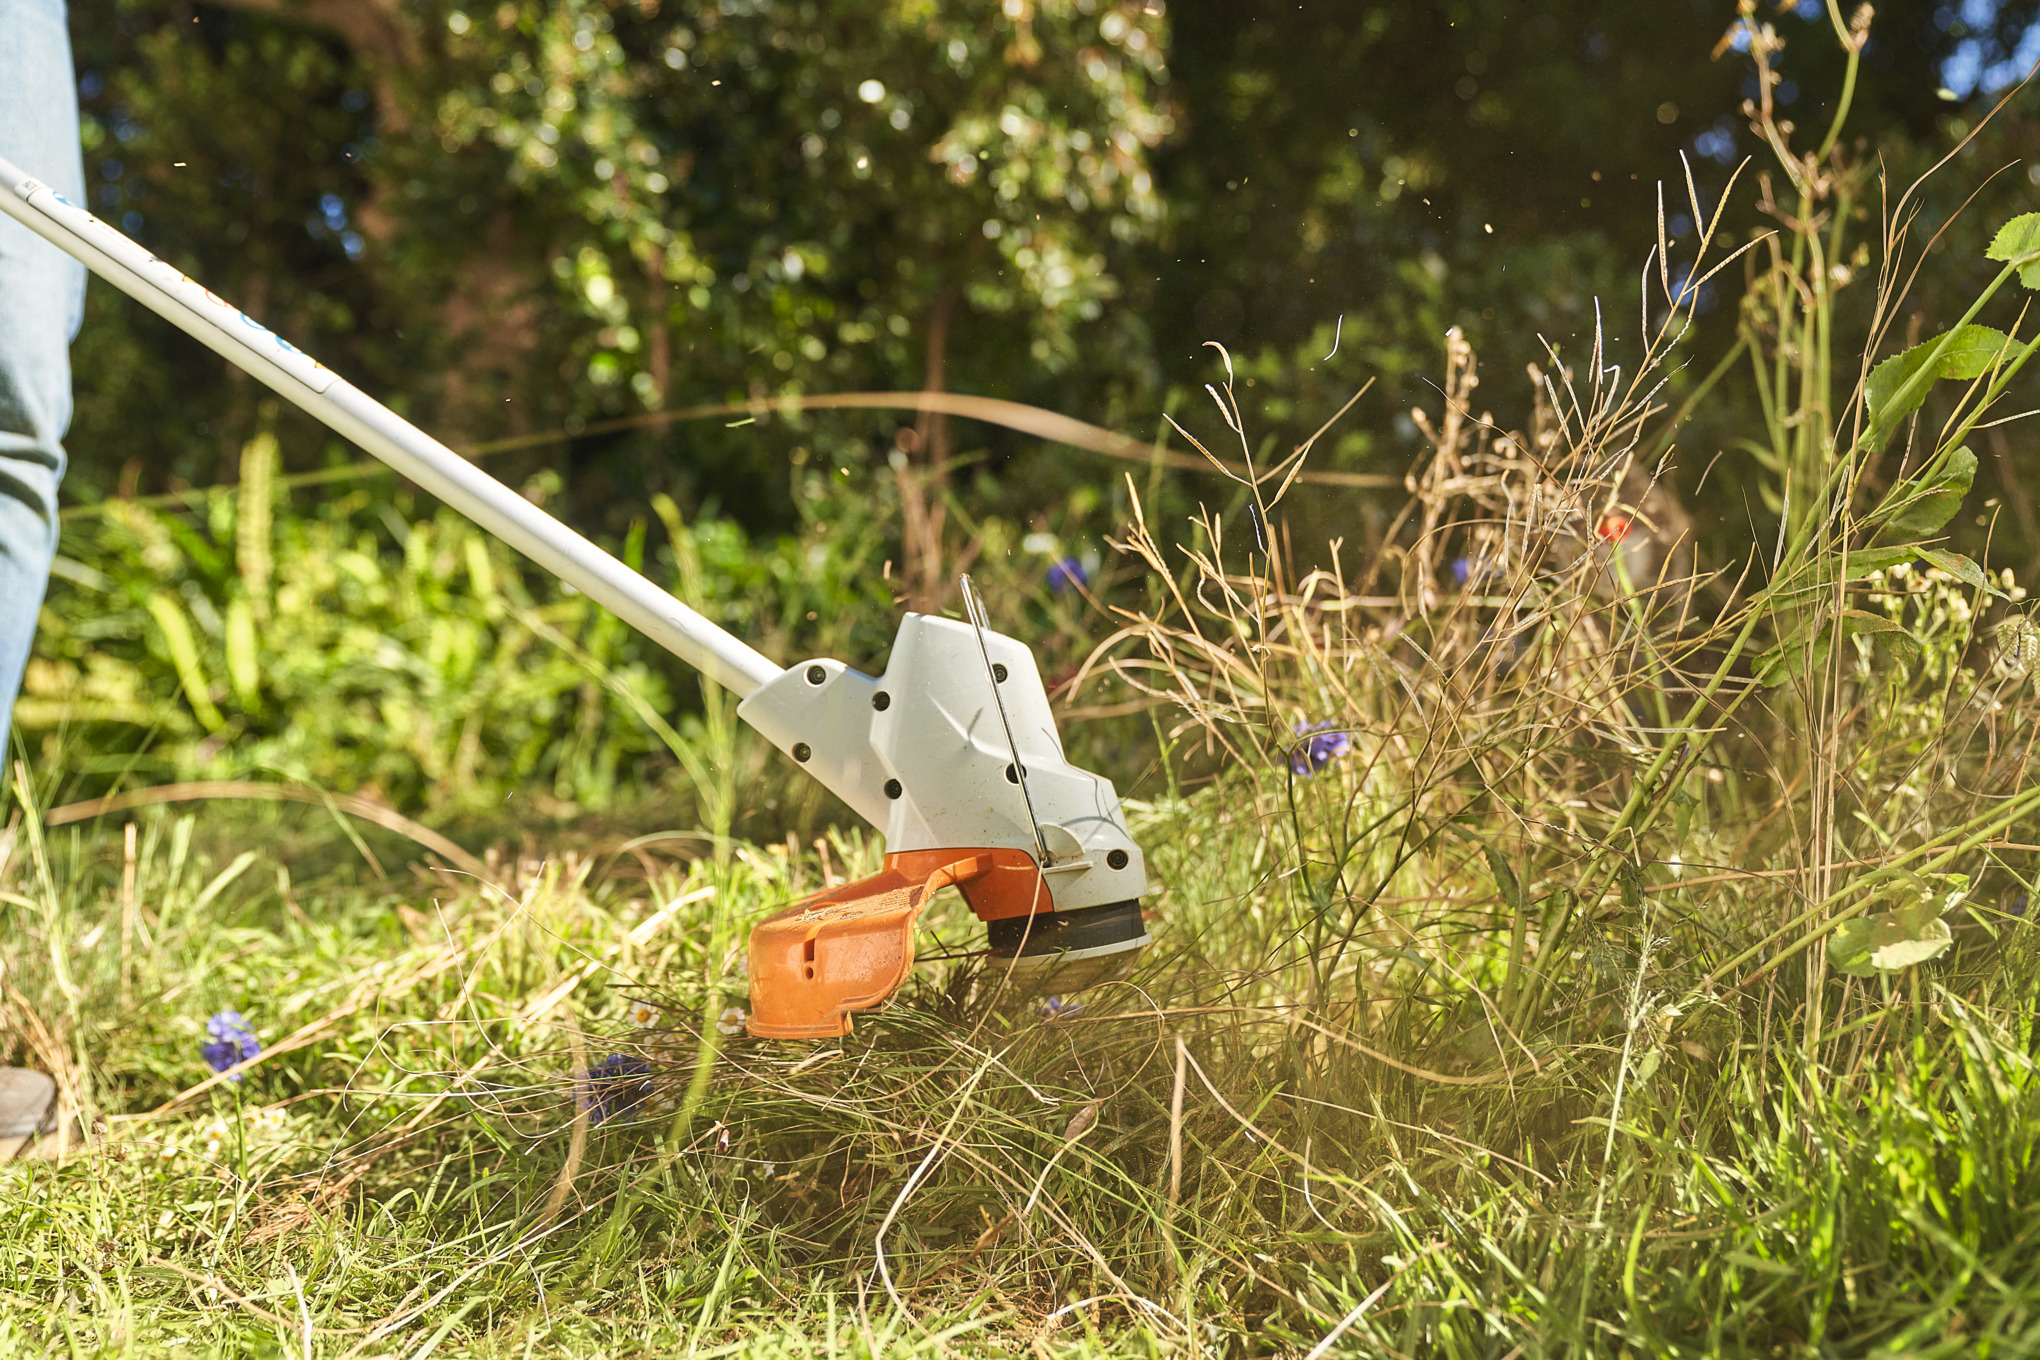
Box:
[0,0,83,757]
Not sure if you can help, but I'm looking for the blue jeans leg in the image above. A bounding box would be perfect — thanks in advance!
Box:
[0,0,83,760]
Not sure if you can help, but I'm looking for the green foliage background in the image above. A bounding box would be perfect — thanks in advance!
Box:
[32,0,2040,816]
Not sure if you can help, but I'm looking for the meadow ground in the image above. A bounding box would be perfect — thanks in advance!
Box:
[8,750,2040,1359]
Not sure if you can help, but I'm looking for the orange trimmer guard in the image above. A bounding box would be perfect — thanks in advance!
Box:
[746,851,1031,1039]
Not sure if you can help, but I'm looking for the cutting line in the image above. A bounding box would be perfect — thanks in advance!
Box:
[959,573,1051,866]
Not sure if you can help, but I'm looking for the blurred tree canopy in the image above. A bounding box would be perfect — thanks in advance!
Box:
[55,0,2040,567]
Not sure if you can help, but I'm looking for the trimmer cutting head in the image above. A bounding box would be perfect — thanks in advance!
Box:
[985,899,1150,995]
[747,863,1148,1038]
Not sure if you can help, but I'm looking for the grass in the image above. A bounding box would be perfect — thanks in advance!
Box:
[8,745,2040,1357]
[17,10,2040,1357]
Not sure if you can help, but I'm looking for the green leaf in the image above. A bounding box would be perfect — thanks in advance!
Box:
[1915,547,1994,594]
[1828,893,1957,979]
[224,596,261,708]
[1828,917,1877,976]
[1842,547,1921,579]
[1483,845,1523,918]
[1987,212,2040,289]
[1769,547,1923,612]
[1865,330,2013,451]
[1754,624,1831,687]
[1870,919,1954,971]
[1754,638,1816,687]
[145,591,225,733]
[1840,608,1903,634]
[1842,609,1923,666]
[1756,609,1924,686]
[1879,446,1978,537]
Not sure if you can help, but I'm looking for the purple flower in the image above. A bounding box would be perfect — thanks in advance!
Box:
[1287,721,1352,777]
[200,1010,261,1080]
[1047,556,1088,592]
[1039,996,1084,1023]
[1451,557,1474,586]
[580,1053,654,1125]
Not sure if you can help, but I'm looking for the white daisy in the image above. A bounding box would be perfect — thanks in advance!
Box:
[716,1005,748,1037]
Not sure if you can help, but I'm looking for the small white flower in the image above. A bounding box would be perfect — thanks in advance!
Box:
[716,1005,748,1037]
[628,1001,659,1028]
[756,1160,777,1177]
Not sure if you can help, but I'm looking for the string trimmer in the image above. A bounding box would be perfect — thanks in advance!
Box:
[0,155,1150,1040]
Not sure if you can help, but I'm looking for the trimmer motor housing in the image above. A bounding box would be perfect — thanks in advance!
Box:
[739,613,1150,1038]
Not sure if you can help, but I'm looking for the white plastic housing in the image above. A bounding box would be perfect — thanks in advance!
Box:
[738,614,1147,912]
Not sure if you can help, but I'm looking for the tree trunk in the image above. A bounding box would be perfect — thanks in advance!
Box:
[895,292,954,614]
[646,253,672,407]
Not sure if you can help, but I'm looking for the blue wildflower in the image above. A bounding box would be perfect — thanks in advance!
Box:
[1039,996,1085,1023]
[1453,553,1505,587]
[580,1053,654,1125]
[200,1010,261,1080]
[1287,721,1352,777]
[1047,556,1088,592]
